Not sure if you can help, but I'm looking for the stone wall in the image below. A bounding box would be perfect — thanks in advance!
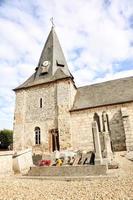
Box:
[70,102,133,152]
[14,83,57,152]
[13,149,33,173]
[14,78,76,152]
[57,79,76,150]
[71,110,94,151]
[13,90,26,150]
[0,151,13,175]
[121,104,133,151]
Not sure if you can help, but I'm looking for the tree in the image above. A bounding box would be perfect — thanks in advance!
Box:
[0,129,13,149]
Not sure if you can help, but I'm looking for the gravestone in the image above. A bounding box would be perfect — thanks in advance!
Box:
[102,111,112,163]
[79,152,92,165]
[92,121,103,165]
[32,154,42,165]
[103,132,112,163]
[73,155,82,166]
[83,152,93,165]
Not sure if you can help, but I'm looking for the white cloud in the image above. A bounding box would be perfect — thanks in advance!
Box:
[0,0,133,129]
[91,69,133,85]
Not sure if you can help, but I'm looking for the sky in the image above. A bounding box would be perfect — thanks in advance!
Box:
[0,0,133,130]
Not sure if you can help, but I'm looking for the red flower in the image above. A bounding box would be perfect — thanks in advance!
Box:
[38,159,51,166]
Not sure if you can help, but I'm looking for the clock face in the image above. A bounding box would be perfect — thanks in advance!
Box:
[41,60,50,74]
[42,61,49,67]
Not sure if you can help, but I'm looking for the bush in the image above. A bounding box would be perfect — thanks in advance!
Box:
[0,129,13,149]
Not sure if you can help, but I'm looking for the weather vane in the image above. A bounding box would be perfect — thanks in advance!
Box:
[50,17,55,28]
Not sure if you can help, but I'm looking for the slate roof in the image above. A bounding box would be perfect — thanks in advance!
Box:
[14,69,72,90]
[14,27,72,91]
[71,76,133,111]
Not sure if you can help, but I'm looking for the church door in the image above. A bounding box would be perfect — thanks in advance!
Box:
[49,129,60,152]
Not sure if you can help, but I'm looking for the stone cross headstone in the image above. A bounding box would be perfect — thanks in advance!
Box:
[92,121,103,165]
[102,111,112,163]
[103,132,112,163]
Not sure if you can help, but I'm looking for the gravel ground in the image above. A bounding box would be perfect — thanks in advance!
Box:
[0,153,133,200]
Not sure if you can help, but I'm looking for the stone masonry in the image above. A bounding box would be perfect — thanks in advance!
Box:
[14,79,76,152]
[70,103,133,152]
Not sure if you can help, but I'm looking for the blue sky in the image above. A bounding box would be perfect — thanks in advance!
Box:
[0,0,133,130]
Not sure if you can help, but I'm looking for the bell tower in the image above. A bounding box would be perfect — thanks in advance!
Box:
[13,26,77,152]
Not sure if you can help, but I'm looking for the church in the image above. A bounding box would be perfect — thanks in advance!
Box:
[13,26,133,154]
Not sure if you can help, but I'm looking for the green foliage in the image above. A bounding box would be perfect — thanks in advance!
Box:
[0,129,13,149]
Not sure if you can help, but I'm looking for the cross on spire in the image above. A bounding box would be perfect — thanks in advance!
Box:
[50,17,55,28]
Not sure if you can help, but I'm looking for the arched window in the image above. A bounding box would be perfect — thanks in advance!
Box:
[102,111,110,132]
[93,112,101,132]
[40,98,42,108]
[35,127,41,145]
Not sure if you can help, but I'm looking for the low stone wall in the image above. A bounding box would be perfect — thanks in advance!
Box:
[13,148,33,173]
[0,151,13,175]
[28,165,107,176]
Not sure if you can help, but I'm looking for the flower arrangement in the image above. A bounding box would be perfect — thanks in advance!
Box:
[38,159,51,166]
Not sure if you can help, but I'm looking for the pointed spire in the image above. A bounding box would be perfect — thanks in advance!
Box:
[14,27,73,90]
[36,26,72,79]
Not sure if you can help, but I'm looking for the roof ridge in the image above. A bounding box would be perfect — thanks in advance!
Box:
[78,76,133,89]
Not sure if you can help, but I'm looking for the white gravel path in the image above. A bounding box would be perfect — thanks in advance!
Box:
[0,152,133,200]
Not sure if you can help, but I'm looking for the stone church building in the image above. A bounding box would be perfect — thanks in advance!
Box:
[13,27,133,153]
